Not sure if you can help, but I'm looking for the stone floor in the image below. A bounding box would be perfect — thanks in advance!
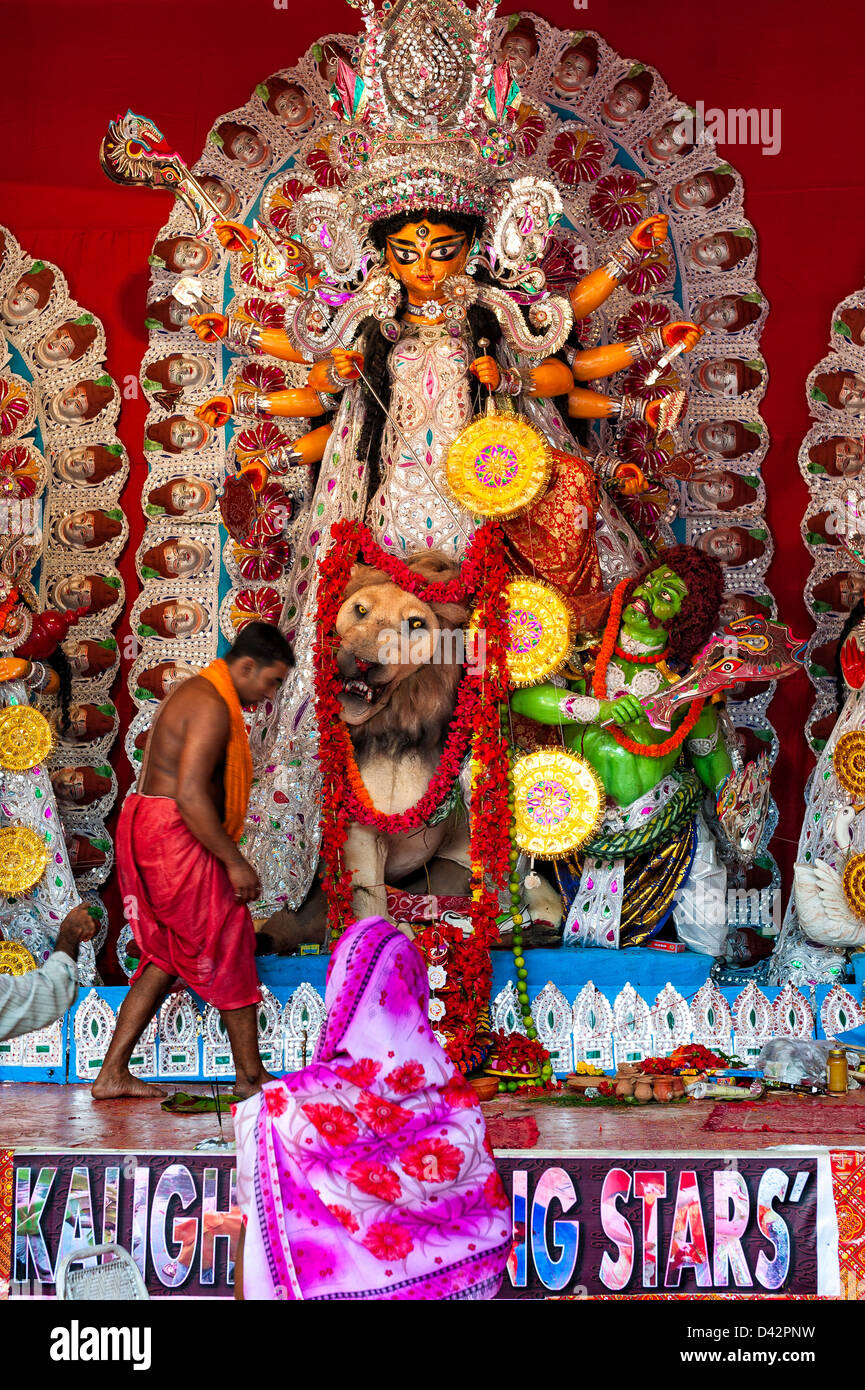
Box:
[4,1082,863,1154]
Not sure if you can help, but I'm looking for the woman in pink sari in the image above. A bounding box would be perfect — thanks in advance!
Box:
[233,917,512,1300]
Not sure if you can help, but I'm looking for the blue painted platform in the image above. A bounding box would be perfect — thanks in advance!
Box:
[258,945,717,994]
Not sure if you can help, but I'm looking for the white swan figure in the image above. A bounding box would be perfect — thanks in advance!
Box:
[793,858,865,948]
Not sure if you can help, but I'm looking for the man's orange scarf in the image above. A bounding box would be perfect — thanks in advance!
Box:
[200,658,254,842]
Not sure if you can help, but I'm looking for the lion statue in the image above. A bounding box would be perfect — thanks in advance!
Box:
[258,550,475,952]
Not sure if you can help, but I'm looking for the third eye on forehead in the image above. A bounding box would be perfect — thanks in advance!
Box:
[387,233,466,248]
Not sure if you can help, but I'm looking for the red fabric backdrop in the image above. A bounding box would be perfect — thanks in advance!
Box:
[2,0,862,972]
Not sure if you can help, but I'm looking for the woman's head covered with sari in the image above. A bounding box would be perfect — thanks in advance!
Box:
[234,917,512,1300]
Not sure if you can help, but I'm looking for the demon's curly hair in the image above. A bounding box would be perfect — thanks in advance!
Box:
[354,208,586,505]
[621,543,725,668]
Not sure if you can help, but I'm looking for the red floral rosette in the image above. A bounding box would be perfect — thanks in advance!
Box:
[0,445,40,498]
[233,537,291,581]
[237,296,285,330]
[0,378,33,440]
[616,299,671,338]
[589,171,645,232]
[514,105,546,158]
[240,362,288,393]
[624,251,673,297]
[267,177,315,235]
[230,585,282,630]
[547,128,606,186]
[306,135,347,190]
[621,359,681,400]
[616,419,672,475]
[235,420,294,470]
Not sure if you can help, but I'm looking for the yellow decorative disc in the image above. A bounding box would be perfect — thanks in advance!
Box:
[446,413,552,518]
[843,854,865,922]
[512,748,606,858]
[0,940,36,976]
[503,577,574,687]
[0,704,53,771]
[834,731,865,800]
[0,825,49,896]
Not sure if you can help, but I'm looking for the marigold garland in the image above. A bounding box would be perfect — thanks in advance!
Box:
[314,520,512,981]
[593,579,704,758]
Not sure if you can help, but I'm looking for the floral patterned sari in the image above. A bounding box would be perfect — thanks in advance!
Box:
[234,917,512,1300]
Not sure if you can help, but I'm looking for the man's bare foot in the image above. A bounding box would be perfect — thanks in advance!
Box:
[234,1071,277,1100]
[92,1070,168,1100]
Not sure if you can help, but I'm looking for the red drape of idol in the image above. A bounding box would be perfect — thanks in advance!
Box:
[2,0,863,974]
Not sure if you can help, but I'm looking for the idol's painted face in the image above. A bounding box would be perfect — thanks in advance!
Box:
[838,374,865,410]
[53,384,90,420]
[167,356,210,388]
[169,418,207,450]
[700,529,743,563]
[603,80,644,123]
[38,326,75,362]
[56,447,96,481]
[622,565,688,643]
[275,87,309,124]
[163,540,206,576]
[554,49,592,91]
[171,240,209,272]
[673,174,714,209]
[230,131,267,166]
[691,234,733,269]
[384,220,469,303]
[835,438,865,476]
[689,476,736,507]
[696,421,739,454]
[169,478,211,512]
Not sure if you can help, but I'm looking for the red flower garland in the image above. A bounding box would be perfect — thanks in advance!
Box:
[314,520,512,968]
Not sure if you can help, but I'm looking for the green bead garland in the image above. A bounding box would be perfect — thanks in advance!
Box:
[500,703,540,1091]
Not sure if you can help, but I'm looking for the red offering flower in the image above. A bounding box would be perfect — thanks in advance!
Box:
[346,1160,402,1202]
[385,1060,426,1095]
[301,1102,360,1146]
[326,1203,360,1233]
[400,1137,463,1185]
[356,1091,411,1137]
[361,1219,414,1262]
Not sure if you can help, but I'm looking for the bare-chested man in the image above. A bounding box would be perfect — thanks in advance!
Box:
[93,622,292,1100]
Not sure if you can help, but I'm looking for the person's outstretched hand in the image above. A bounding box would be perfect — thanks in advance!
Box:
[55,904,98,959]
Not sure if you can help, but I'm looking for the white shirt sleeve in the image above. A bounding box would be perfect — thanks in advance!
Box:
[0,952,78,1041]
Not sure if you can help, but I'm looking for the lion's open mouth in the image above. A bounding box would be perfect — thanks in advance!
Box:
[341,677,385,706]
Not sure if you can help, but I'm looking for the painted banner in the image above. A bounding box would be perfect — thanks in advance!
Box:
[5,1151,843,1299]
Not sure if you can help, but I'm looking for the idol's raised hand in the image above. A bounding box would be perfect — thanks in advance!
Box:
[213,219,257,253]
[469,355,501,391]
[628,214,668,251]
[195,395,234,428]
[613,462,648,496]
[191,312,229,343]
[662,320,703,353]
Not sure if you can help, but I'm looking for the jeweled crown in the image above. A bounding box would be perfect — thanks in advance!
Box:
[336,0,519,223]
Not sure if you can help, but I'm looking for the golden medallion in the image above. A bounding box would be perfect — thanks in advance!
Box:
[512,748,606,858]
[834,731,865,800]
[446,413,551,518]
[0,939,36,976]
[0,704,54,771]
[0,826,49,896]
[503,577,574,687]
[843,853,865,922]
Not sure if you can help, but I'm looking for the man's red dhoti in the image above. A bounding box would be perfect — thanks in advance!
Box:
[118,793,260,1011]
